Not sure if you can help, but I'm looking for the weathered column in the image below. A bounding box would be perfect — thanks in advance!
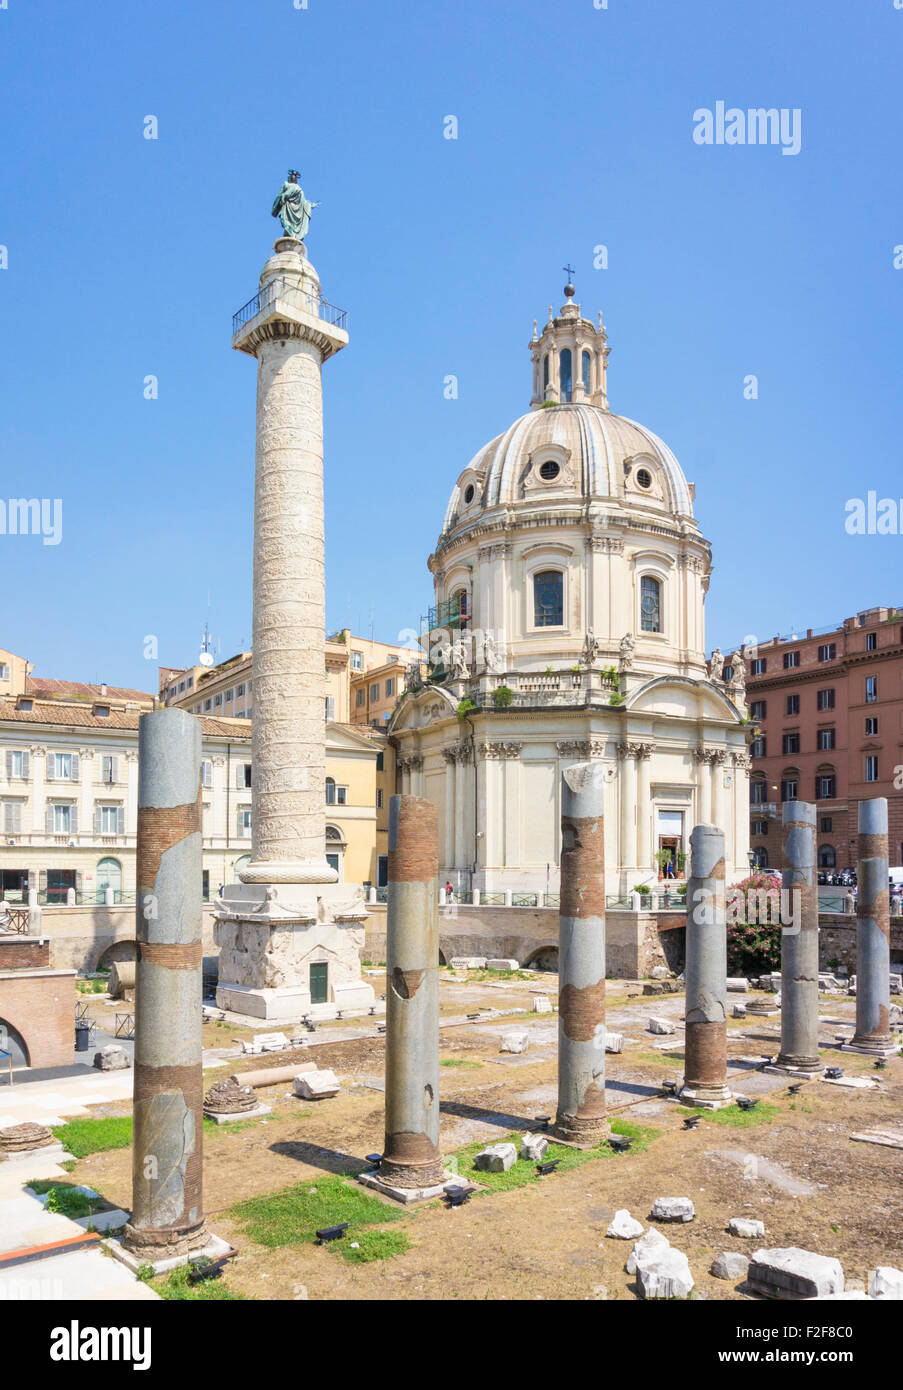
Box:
[695,748,711,824]
[776,800,820,1072]
[849,798,895,1055]
[379,795,445,1192]
[680,824,731,1107]
[123,708,208,1262]
[554,762,610,1145]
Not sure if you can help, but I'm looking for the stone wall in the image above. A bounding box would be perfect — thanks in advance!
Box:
[27,904,220,974]
[0,935,50,970]
[818,914,903,973]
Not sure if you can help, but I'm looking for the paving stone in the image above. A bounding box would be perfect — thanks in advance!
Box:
[712,1251,750,1280]
[747,1247,844,1300]
[649,1196,695,1223]
[606,1209,644,1240]
[474,1142,517,1173]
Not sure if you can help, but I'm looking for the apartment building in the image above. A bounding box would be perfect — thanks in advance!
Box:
[0,646,394,901]
[745,606,903,871]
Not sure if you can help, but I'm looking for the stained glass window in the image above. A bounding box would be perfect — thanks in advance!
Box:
[559,348,572,402]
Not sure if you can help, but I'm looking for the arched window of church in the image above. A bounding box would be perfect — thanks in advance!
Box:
[543,355,549,391]
[534,570,564,627]
[559,348,572,403]
[640,575,661,633]
[581,350,591,395]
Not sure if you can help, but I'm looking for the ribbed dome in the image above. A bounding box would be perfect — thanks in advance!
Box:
[442,404,694,535]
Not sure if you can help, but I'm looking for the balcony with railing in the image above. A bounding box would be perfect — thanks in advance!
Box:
[232,276,348,336]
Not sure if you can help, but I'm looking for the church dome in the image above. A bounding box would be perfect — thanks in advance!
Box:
[442,404,695,535]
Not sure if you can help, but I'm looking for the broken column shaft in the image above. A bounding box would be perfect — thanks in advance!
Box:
[554,762,610,1145]
[850,797,894,1055]
[123,708,208,1260]
[381,795,444,1189]
[776,800,820,1073]
[681,824,731,1107]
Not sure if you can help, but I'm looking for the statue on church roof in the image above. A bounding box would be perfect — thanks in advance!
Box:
[271,170,320,241]
[618,631,635,670]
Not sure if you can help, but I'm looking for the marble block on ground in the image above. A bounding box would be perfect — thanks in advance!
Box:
[647,1017,677,1035]
[474,1142,517,1173]
[520,1133,549,1161]
[637,1246,695,1300]
[607,1209,644,1240]
[649,1196,695,1223]
[532,996,553,1013]
[712,1251,750,1280]
[729,1217,765,1238]
[293,1069,340,1099]
[500,1032,529,1053]
[747,1247,844,1300]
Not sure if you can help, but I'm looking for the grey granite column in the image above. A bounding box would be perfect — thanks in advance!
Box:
[680,824,731,1107]
[123,709,208,1261]
[776,800,821,1073]
[849,798,895,1055]
[380,795,444,1190]
[554,762,610,1145]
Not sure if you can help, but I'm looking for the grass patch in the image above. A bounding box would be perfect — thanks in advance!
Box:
[52,1115,132,1157]
[451,1118,659,1193]
[440,1058,482,1070]
[25,1181,103,1218]
[151,1265,249,1301]
[230,1173,404,1249]
[688,1101,779,1128]
[634,1051,682,1068]
[331,1228,411,1264]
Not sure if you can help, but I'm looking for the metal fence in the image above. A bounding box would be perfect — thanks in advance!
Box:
[232,277,348,335]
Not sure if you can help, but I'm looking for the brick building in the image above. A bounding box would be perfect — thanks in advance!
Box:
[745,605,903,871]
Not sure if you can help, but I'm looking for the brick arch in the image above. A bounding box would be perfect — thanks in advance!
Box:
[95,940,137,973]
[523,944,559,971]
[88,925,138,974]
[0,1014,30,1067]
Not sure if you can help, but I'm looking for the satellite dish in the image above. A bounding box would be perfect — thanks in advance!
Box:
[199,651,214,668]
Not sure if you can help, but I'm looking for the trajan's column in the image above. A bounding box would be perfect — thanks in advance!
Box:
[214,172,375,1020]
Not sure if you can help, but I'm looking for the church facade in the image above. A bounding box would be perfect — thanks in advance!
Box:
[388,285,751,894]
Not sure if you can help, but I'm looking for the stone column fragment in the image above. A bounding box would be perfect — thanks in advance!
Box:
[123,708,208,1261]
[776,800,820,1073]
[850,798,894,1055]
[681,824,731,1107]
[381,795,444,1189]
[554,762,610,1144]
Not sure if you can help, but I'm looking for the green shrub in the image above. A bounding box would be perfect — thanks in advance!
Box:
[492,685,514,708]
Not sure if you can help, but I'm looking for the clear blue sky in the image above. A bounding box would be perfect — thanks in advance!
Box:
[1,0,900,691]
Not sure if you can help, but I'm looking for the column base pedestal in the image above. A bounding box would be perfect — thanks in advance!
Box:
[214,881,376,1022]
[841,1040,899,1058]
[677,1083,732,1110]
[766,1058,822,1076]
[551,1115,611,1149]
[357,1169,457,1206]
[110,1229,231,1278]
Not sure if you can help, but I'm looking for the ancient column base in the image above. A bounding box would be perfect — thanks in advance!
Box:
[677,1082,732,1110]
[551,1113,611,1148]
[841,1037,899,1058]
[769,1054,822,1075]
[357,1164,454,1206]
[113,1220,229,1277]
[213,882,376,1021]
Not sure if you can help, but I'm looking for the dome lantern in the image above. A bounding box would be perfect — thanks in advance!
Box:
[529,274,610,411]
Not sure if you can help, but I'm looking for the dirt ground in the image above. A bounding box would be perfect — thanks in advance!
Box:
[75,971,903,1300]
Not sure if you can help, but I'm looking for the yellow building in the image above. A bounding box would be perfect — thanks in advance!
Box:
[160,637,400,890]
